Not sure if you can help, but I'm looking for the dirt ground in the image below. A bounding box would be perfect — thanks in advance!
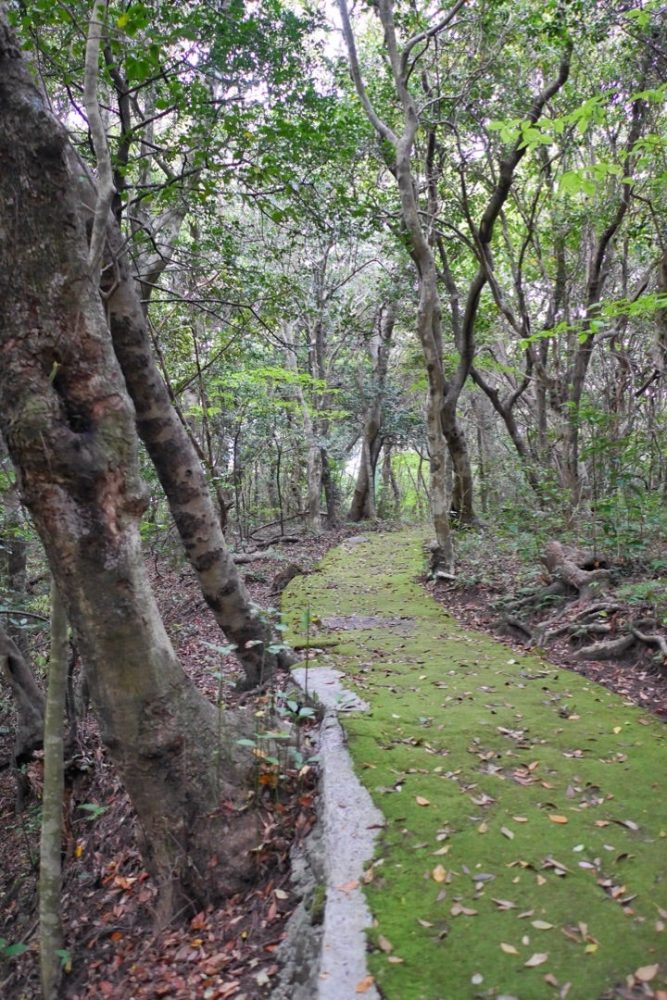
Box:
[0,525,357,1000]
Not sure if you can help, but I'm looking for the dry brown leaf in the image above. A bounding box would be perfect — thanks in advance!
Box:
[548,815,568,824]
[634,964,659,983]
[525,953,549,967]
[356,976,375,993]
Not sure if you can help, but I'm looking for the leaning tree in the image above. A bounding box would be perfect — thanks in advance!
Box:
[0,7,262,924]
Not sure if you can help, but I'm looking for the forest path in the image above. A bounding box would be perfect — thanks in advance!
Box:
[283,528,667,1000]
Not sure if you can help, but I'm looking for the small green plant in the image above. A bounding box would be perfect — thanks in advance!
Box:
[617,578,667,625]
[56,948,72,973]
[0,937,28,959]
[77,802,109,821]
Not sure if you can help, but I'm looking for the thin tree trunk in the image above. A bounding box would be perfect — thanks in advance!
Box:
[349,304,394,522]
[103,223,285,686]
[39,579,67,1000]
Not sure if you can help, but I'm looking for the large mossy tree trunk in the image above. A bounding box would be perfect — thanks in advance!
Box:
[0,18,256,920]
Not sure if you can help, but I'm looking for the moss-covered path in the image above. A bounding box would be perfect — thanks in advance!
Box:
[284,529,667,1000]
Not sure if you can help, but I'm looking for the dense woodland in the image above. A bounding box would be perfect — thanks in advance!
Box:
[0,0,665,997]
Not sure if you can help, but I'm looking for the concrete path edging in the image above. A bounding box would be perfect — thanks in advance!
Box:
[272,665,382,1000]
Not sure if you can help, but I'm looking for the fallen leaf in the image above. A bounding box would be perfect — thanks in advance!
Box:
[478,822,488,834]
[613,726,622,734]
[337,879,359,892]
[432,865,447,883]
[451,902,478,916]
[548,815,569,825]
[416,796,430,807]
[513,816,528,823]
[492,898,517,910]
[356,976,375,993]
[616,818,640,831]
[501,826,515,840]
[525,953,549,967]
[635,964,659,983]
[584,943,598,954]
[532,921,554,930]
[417,918,434,928]
[378,935,393,954]
[387,955,404,964]
[501,943,519,955]
[274,888,288,900]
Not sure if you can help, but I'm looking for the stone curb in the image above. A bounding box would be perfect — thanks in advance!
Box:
[271,666,382,1000]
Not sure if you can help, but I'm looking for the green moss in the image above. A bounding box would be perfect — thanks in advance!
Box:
[308,882,327,926]
[284,529,667,999]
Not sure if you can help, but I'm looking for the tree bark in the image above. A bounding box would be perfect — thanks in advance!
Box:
[0,19,257,919]
[349,303,394,521]
[39,579,67,1000]
[104,225,284,685]
[0,627,44,767]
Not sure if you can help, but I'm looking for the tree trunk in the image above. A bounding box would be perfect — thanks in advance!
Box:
[442,407,475,525]
[0,22,257,919]
[39,579,67,1000]
[320,447,340,526]
[104,226,284,686]
[283,324,322,534]
[349,303,394,522]
[0,628,45,768]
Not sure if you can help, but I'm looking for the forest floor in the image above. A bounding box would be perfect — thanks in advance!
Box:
[0,524,358,1000]
[1,520,665,999]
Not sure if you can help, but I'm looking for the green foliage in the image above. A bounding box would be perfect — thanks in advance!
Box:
[0,937,28,959]
[77,803,109,822]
